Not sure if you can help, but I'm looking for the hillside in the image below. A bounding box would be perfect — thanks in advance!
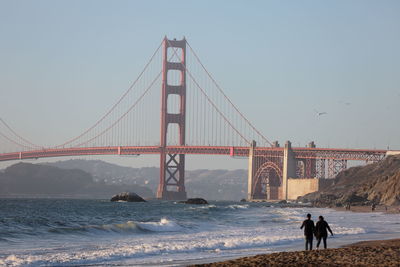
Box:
[46,159,248,200]
[185,169,247,200]
[299,155,400,206]
[0,162,153,198]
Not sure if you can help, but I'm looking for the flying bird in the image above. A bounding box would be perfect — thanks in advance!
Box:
[338,100,351,106]
[314,109,327,116]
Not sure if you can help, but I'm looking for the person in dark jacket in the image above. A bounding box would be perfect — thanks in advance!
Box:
[315,215,333,249]
[300,213,315,250]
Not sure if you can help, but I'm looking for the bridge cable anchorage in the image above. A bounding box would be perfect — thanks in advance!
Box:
[186,41,273,147]
[54,40,164,149]
[74,71,162,148]
[166,39,251,146]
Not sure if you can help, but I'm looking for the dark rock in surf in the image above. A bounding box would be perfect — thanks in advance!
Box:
[110,192,146,202]
[240,198,247,202]
[182,198,208,205]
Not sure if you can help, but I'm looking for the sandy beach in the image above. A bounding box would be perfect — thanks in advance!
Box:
[190,239,400,267]
[333,205,400,214]
[190,207,400,267]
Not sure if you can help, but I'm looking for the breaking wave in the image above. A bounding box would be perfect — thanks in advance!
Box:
[48,218,182,235]
[0,225,367,267]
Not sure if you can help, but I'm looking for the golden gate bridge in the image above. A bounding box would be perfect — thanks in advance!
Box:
[0,37,392,200]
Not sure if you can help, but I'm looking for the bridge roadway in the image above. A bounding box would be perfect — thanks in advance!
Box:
[0,145,389,162]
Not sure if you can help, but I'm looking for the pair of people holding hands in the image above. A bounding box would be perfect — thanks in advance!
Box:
[300,213,333,250]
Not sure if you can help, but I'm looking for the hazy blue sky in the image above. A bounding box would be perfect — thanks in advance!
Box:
[0,0,399,169]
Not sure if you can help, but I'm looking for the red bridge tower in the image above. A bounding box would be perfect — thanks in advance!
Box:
[157,37,187,200]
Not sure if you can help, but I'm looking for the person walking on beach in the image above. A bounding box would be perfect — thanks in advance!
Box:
[315,215,333,249]
[300,213,315,250]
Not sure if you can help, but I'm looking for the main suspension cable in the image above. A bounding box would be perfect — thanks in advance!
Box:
[74,72,162,147]
[55,40,164,148]
[0,117,41,148]
[186,41,273,147]
[167,40,250,145]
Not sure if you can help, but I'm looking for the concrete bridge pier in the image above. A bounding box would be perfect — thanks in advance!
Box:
[247,140,256,200]
[247,140,297,201]
[246,140,307,201]
[246,139,338,201]
[282,141,296,200]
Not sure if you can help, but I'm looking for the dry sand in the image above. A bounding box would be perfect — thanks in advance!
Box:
[189,239,400,267]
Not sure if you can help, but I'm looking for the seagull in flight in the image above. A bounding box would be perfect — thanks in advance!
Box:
[314,109,327,116]
[338,100,351,106]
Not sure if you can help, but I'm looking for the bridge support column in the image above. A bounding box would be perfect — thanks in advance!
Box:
[327,159,347,178]
[158,153,187,200]
[304,142,317,178]
[282,141,296,200]
[316,159,326,178]
[247,140,256,200]
[157,37,187,200]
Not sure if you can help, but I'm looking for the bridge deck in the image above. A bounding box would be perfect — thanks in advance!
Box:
[0,146,389,162]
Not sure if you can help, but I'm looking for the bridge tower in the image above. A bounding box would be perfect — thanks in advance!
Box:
[157,37,187,200]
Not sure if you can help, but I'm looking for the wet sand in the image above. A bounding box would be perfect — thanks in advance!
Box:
[189,239,400,267]
[333,205,400,214]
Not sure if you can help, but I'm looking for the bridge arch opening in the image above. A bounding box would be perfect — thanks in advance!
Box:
[253,161,283,200]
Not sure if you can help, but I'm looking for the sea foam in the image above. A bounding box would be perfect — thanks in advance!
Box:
[0,223,367,266]
[135,218,182,232]
[2,200,399,267]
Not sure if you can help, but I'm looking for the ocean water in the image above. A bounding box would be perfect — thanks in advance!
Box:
[0,199,400,266]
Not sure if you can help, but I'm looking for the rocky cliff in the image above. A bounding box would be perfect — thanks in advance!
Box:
[299,155,400,206]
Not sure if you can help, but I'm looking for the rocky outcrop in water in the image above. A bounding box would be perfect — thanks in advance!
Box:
[182,198,208,205]
[298,155,400,206]
[110,192,146,202]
